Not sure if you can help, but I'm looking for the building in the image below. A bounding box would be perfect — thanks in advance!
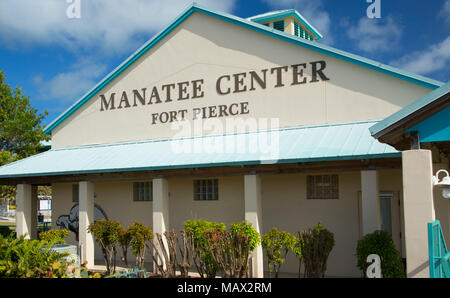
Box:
[0,3,447,277]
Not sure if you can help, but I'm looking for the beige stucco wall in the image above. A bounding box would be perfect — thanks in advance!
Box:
[52,181,154,261]
[50,12,431,149]
[51,169,404,277]
[168,176,245,231]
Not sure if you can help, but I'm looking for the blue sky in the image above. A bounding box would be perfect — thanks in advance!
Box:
[0,0,449,126]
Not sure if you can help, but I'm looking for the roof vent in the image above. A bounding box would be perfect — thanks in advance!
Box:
[247,9,322,41]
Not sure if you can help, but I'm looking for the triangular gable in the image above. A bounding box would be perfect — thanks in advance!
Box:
[43,2,444,135]
[247,9,323,40]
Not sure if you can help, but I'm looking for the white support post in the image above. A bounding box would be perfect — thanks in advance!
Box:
[16,184,33,239]
[30,186,38,239]
[79,181,95,267]
[152,177,169,269]
[360,170,381,235]
[402,150,435,278]
[244,174,264,278]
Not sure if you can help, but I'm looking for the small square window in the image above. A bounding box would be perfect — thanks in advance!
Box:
[133,182,153,201]
[194,179,218,201]
[307,175,339,200]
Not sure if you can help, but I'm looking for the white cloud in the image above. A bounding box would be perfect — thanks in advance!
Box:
[391,36,450,76]
[261,0,332,44]
[0,0,236,55]
[439,0,450,24]
[2,0,235,105]
[34,57,108,102]
[347,16,403,53]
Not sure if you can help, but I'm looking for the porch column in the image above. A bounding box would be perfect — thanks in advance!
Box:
[402,149,435,278]
[360,170,381,235]
[79,181,95,267]
[153,177,169,268]
[16,184,37,239]
[244,174,264,278]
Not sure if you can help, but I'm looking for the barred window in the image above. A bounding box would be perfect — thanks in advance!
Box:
[133,182,152,201]
[72,184,79,203]
[307,175,339,200]
[194,179,218,201]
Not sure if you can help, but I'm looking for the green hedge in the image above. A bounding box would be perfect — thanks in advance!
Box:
[356,230,405,278]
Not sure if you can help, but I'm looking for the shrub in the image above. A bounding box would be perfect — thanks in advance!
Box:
[88,219,122,275]
[146,230,195,278]
[293,238,302,277]
[356,230,405,278]
[261,227,296,278]
[39,229,70,244]
[229,220,260,252]
[0,235,71,278]
[0,226,14,238]
[204,228,251,278]
[127,222,153,271]
[118,227,132,268]
[184,219,226,278]
[298,222,335,278]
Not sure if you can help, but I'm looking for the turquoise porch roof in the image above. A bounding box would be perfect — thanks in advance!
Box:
[370,82,450,139]
[0,121,399,179]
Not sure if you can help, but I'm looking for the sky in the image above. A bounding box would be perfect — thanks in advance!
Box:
[0,0,449,126]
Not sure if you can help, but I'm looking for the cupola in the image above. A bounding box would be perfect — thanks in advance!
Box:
[247,9,323,41]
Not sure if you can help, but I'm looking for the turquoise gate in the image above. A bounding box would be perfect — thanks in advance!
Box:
[428,220,450,278]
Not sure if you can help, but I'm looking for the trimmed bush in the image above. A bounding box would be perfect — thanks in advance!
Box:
[88,219,122,275]
[298,222,335,278]
[118,227,132,268]
[127,222,153,271]
[356,230,405,278]
[184,219,226,278]
[261,227,296,277]
[229,220,260,252]
[39,229,70,244]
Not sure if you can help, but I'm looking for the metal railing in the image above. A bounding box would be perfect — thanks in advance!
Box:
[428,220,450,278]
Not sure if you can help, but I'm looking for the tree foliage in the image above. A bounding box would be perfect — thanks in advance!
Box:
[0,70,49,200]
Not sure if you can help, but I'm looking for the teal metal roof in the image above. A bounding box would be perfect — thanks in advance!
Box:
[0,121,399,178]
[370,82,450,137]
[42,3,444,135]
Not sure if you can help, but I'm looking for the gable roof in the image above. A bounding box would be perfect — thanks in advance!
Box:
[43,2,445,135]
[247,9,323,39]
[370,82,450,139]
